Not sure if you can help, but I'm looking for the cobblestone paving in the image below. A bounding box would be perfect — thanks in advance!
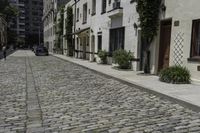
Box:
[1,51,200,133]
[0,57,26,132]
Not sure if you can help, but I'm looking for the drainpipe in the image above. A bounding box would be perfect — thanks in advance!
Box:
[73,0,77,57]
[39,25,41,46]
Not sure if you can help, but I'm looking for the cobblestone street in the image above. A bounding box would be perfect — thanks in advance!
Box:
[1,50,200,133]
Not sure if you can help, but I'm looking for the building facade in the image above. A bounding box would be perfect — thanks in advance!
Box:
[152,0,200,81]
[25,0,43,47]
[43,0,70,53]
[0,16,7,48]
[9,0,26,46]
[43,0,56,52]
[49,0,200,81]
[63,0,140,70]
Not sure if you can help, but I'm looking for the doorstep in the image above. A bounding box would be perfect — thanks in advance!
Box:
[52,53,200,112]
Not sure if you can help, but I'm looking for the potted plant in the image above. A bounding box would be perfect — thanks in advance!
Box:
[98,50,108,64]
[159,66,191,84]
[113,49,134,69]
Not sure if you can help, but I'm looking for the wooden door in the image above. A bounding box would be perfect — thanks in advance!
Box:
[83,36,86,59]
[92,36,95,54]
[158,20,172,71]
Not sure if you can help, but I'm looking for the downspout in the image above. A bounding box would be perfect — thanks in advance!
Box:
[73,0,77,57]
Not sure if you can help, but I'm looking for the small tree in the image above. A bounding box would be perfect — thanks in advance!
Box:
[113,49,133,69]
[136,0,162,73]
[65,6,73,56]
[98,50,108,64]
[0,0,19,47]
[0,0,18,20]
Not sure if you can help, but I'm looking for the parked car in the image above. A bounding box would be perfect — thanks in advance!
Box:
[35,46,49,56]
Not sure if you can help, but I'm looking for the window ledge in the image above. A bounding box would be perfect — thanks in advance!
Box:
[130,0,136,4]
[82,21,87,25]
[101,11,106,15]
[188,57,200,62]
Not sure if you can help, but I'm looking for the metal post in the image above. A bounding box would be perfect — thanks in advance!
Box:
[39,26,41,46]
[74,0,77,57]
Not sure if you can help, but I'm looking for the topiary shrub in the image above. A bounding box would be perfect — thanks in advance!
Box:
[98,50,108,64]
[113,49,133,69]
[159,66,191,84]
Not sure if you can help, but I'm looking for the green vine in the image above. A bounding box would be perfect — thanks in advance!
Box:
[65,6,73,56]
[55,7,64,52]
[136,0,162,43]
[136,0,162,73]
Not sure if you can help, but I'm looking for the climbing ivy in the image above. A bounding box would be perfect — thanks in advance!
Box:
[136,0,162,73]
[136,0,162,43]
[55,7,64,52]
[59,7,64,35]
[65,6,73,56]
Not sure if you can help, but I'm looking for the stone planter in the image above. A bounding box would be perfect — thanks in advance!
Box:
[107,57,112,65]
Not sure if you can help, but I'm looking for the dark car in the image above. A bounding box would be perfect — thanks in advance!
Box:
[35,46,49,56]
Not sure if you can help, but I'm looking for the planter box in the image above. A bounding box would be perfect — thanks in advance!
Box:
[96,56,101,64]
[107,57,113,65]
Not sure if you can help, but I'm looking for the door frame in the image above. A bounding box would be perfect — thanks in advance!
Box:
[97,34,102,52]
[109,27,125,53]
[158,18,172,72]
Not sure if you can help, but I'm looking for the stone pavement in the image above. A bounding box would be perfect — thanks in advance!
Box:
[25,55,44,132]
[53,54,200,111]
[0,52,27,132]
[1,50,200,132]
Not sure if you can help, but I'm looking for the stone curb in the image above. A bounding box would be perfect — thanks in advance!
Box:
[52,54,200,112]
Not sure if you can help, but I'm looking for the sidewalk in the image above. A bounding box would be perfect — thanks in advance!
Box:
[0,48,16,60]
[52,53,200,111]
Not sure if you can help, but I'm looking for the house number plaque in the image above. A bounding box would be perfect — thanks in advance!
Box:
[174,20,180,26]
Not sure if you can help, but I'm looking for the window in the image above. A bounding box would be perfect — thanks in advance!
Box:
[83,3,87,24]
[191,19,200,57]
[77,8,79,22]
[32,12,38,16]
[109,27,125,53]
[32,1,37,5]
[109,0,111,5]
[102,0,107,14]
[92,0,96,16]
[98,35,102,51]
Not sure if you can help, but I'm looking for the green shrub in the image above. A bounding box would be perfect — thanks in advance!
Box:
[113,49,133,69]
[98,50,107,64]
[159,66,191,84]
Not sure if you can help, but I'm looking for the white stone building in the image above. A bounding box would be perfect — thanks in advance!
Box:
[43,0,56,52]
[149,0,200,81]
[43,0,70,53]
[50,0,200,81]
[63,0,140,70]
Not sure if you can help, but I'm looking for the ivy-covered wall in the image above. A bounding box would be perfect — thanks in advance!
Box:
[65,6,73,56]
[55,7,64,53]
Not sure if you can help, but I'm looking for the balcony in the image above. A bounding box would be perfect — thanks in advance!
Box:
[107,2,123,18]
